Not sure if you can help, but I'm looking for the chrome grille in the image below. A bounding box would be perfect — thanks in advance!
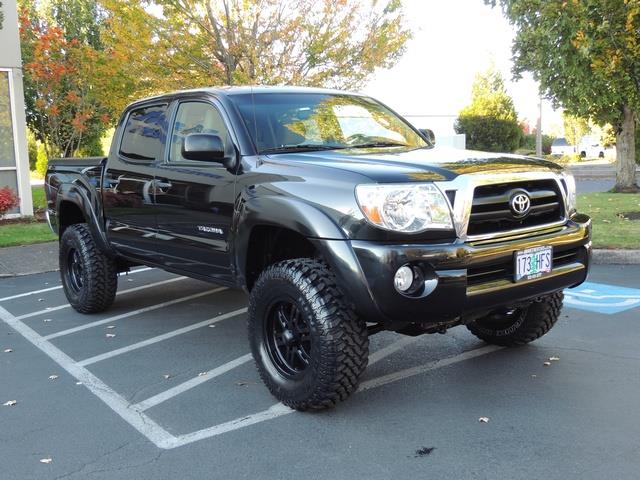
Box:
[467,180,564,236]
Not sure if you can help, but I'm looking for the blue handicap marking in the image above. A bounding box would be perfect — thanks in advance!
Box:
[564,281,640,315]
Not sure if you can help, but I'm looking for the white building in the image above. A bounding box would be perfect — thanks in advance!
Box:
[0,0,33,217]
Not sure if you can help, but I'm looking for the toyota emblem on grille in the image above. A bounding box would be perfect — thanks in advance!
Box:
[510,191,531,218]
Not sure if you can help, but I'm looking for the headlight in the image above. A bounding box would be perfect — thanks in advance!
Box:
[355,183,453,232]
[561,172,577,215]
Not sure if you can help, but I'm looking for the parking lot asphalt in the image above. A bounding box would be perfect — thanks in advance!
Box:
[1,265,640,480]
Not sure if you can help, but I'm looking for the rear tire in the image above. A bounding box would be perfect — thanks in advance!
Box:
[60,224,117,313]
[466,292,563,347]
[248,259,369,411]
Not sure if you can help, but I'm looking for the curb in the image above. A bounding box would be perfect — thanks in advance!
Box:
[592,249,640,265]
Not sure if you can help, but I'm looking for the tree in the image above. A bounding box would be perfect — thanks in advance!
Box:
[455,67,522,152]
[488,0,639,192]
[18,0,131,158]
[104,0,411,91]
[563,113,590,147]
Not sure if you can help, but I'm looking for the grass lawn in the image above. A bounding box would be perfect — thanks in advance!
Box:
[32,185,47,210]
[579,192,640,249]
[0,221,56,247]
[0,186,56,247]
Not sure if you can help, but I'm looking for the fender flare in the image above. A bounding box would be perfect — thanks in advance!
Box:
[56,182,114,256]
[231,194,347,287]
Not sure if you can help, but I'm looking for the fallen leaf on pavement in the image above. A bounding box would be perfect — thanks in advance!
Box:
[3,400,17,406]
[478,417,490,423]
[48,375,59,380]
[40,458,52,464]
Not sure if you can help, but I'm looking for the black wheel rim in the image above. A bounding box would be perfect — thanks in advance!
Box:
[67,248,84,294]
[265,299,311,378]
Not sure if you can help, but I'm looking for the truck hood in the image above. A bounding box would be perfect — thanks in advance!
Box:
[269,146,563,183]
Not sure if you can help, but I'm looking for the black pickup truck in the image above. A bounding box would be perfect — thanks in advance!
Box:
[45,86,591,410]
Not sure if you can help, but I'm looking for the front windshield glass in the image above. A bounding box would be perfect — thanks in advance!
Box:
[230,93,428,154]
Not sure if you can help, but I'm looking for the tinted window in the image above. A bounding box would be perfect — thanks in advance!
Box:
[230,93,426,154]
[169,102,233,162]
[119,105,168,161]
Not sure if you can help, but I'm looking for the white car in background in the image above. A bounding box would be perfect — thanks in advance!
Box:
[578,136,606,158]
[550,137,575,156]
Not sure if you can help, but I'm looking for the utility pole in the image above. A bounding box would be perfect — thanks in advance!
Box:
[535,94,543,156]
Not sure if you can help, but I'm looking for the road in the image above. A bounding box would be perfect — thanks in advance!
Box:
[1,265,639,480]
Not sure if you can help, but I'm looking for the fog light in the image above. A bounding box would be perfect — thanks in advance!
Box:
[394,265,414,292]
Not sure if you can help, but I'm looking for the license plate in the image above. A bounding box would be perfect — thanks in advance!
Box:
[514,246,553,282]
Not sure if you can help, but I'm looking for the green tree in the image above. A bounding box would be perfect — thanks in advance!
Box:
[562,113,590,147]
[455,67,522,152]
[103,0,411,91]
[18,0,132,157]
[488,0,639,192]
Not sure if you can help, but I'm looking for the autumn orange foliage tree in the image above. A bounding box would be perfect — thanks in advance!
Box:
[18,0,128,158]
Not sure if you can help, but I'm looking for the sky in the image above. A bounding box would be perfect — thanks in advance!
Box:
[362,0,563,137]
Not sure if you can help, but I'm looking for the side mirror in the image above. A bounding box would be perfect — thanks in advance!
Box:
[181,133,225,162]
[419,128,436,144]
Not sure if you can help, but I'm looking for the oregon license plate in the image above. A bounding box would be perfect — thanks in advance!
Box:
[514,246,553,282]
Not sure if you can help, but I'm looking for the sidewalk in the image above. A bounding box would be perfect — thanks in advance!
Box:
[567,159,640,179]
[0,241,638,277]
[0,241,58,277]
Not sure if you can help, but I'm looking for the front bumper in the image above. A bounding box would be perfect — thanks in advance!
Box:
[314,214,591,326]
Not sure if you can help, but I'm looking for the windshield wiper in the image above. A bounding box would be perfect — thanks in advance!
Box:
[261,144,347,154]
[348,141,409,149]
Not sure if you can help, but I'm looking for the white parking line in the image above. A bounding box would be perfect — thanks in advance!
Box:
[44,287,227,340]
[0,305,174,449]
[0,267,153,303]
[134,353,253,411]
[77,308,248,366]
[163,343,503,449]
[134,335,422,413]
[14,277,187,321]
[1,299,503,451]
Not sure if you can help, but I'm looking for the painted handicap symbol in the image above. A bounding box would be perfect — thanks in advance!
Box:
[564,281,640,315]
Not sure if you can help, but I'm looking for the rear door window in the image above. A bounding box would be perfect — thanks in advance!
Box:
[119,105,168,161]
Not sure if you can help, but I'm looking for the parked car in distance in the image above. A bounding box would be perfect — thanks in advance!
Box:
[550,137,575,156]
[578,135,605,158]
[45,86,592,411]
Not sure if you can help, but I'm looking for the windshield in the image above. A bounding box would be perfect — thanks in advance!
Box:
[230,92,428,154]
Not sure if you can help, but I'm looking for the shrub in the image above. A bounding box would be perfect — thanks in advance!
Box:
[454,115,522,153]
[519,133,554,155]
[0,187,20,217]
[35,144,49,179]
[27,130,39,170]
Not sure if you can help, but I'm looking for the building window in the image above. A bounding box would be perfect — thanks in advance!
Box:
[0,70,19,215]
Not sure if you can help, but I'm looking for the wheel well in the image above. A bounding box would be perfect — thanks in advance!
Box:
[245,226,318,290]
[58,201,86,235]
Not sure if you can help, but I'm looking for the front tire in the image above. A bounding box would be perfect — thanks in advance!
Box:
[248,259,369,411]
[60,224,117,313]
[466,292,563,347]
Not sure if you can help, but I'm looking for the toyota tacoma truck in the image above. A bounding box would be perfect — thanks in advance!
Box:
[45,86,591,410]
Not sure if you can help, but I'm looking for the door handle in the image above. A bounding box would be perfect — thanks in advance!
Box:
[154,179,172,189]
